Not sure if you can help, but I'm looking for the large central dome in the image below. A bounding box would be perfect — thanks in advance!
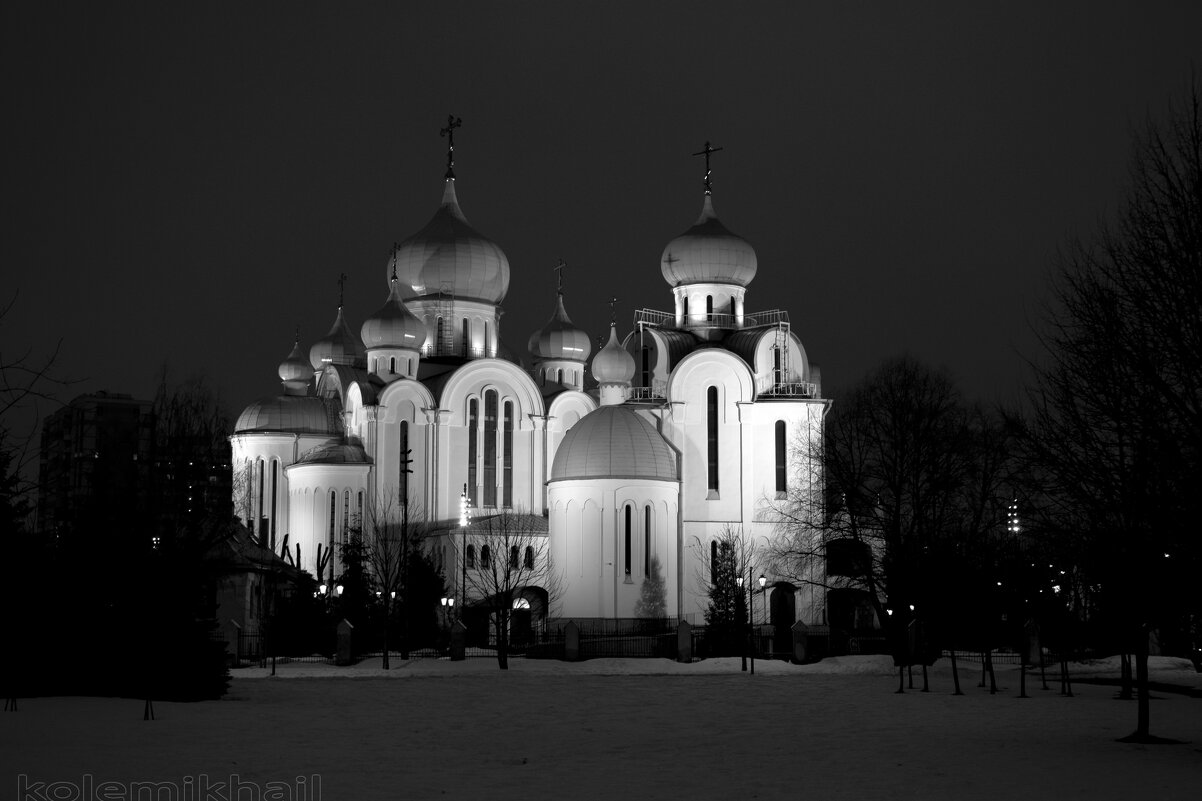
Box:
[390,180,510,304]
[550,406,678,482]
[661,195,757,288]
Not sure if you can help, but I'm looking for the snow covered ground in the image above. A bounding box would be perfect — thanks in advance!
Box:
[2,656,1199,800]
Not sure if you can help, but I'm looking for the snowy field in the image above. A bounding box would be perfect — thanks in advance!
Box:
[2,656,1199,800]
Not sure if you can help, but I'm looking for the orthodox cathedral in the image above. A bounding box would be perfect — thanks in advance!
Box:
[231,131,830,637]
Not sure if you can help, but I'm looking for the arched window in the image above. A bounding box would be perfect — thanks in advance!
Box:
[480,544,491,569]
[484,320,492,356]
[644,505,652,576]
[775,420,787,494]
[682,296,689,320]
[342,490,351,543]
[356,490,364,533]
[256,458,265,537]
[710,540,718,585]
[640,347,652,388]
[483,390,498,506]
[524,545,534,569]
[467,399,478,505]
[624,505,632,576]
[706,295,713,319]
[772,346,782,387]
[269,460,278,548]
[399,420,410,502]
[707,386,719,493]
[510,545,520,569]
[328,489,336,545]
[502,400,514,508]
[390,356,397,375]
[461,318,470,357]
[466,544,476,569]
[436,316,448,353]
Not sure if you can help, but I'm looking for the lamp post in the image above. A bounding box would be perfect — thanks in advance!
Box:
[758,574,767,657]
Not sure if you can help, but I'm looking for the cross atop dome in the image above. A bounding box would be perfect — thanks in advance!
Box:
[440,115,463,179]
[554,259,566,294]
[692,141,723,195]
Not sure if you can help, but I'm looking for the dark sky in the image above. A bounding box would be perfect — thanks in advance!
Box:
[4,2,1200,425]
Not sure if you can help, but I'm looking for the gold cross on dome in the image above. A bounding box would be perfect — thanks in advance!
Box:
[440,115,463,179]
[554,259,566,293]
[691,141,723,195]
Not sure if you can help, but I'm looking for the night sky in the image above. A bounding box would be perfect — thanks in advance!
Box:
[5,2,1201,426]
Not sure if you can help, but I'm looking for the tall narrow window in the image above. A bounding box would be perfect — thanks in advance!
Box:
[466,544,476,569]
[256,458,265,536]
[461,318,470,357]
[484,320,492,356]
[682,296,689,320]
[644,505,652,577]
[343,490,351,543]
[773,346,782,387]
[270,460,278,548]
[775,420,787,494]
[706,295,713,319]
[483,390,497,506]
[390,356,397,374]
[524,545,534,569]
[710,540,718,585]
[328,490,336,547]
[467,399,478,505]
[641,348,652,388]
[624,505,632,575]
[480,545,491,569]
[357,490,364,533]
[502,401,514,508]
[510,545,519,569]
[399,420,410,503]
[707,386,719,493]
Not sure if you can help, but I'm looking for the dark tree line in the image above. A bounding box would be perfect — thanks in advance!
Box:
[1016,78,1202,741]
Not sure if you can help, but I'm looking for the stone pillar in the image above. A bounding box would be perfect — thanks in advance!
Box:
[335,619,355,666]
[792,621,809,663]
[564,621,580,662]
[677,620,693,663]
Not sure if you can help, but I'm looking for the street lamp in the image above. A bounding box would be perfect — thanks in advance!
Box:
[758,574,768,648]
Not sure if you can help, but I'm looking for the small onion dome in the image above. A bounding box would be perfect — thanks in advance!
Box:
[550,405,677,481]
[278,339,311,383]
[528,293,592,363]
[390,180,510,304]
[309,306,366,370]
[591,324,635,385]
[660,195,757,288]
[234,395,340,436]
[295,440,371,466]
[361,277,427,351]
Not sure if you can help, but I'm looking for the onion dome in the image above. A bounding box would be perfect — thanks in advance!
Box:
[390,180,510,304]
[528,293,592,363]
[234,395,341,436]
[660,195,757,288]
[361,274,427,351]
[591,323,635,385]
[278,337,311,382]
[309,306,366,370]
[550,406,677,482]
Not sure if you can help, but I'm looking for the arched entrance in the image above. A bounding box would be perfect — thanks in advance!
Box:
[509,586,548,650]
[769,584,796,657]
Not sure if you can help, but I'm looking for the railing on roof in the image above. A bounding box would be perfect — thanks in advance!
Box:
[627,380,669,403]
[634,308,791,331]
[758,380,818,399]
[423,342,492,359]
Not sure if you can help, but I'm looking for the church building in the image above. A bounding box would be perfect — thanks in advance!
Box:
[230,129,830,639]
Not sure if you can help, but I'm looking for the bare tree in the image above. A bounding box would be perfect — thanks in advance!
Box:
[459,509,560,669]
[772,358,1017,666]
[361,491,431,668]
[1020,77,1202,742]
